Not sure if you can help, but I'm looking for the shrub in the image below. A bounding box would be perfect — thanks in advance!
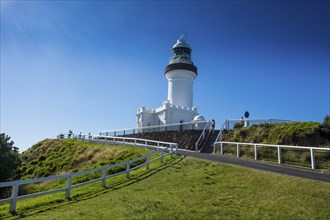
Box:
[223,121,329,168]
[267,122,323,146]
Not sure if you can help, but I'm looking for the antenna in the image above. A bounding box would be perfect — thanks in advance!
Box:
[179,33,188,41]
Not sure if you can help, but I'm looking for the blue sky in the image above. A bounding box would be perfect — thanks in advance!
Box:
[1,0,329,152]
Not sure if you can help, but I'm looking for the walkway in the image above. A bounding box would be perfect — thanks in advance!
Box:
[178,150,330,183]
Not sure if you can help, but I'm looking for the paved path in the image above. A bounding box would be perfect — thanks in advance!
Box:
[178,150,330,183]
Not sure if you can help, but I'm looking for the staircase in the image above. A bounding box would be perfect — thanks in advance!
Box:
[200,130,220,153]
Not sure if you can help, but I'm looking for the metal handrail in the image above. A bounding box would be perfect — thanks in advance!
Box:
[195,121,211,152]
[99,121,208,136]
[215,119,227,142]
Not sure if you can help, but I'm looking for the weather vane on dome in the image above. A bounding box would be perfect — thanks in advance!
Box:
[179,33,188,41]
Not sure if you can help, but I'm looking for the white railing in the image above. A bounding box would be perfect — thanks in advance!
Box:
[222,118,292,130]
[58,133,179,153]
[214,141,330,169]
[215,118,293,142]
[0,134,178,213]
[195,121,211,152]
[215,119,228,142]
[99,121,208,137]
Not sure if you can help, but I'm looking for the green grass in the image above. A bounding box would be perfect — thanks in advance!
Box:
[1,156,329,219]
[9,139,151,196]
[19,139,151,180]
[223,122,330,169]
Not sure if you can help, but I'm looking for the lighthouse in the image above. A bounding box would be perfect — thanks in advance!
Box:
[136,35,202,128]
[165,35,198,108]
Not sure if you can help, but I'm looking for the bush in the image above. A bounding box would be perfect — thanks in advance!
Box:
[267,122,323,146]
[223,121,330,169]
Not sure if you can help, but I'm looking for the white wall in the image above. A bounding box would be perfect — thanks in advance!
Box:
[166,70,196,108]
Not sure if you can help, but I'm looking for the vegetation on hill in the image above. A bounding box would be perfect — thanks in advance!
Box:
[19,139,150,180]
[221,118,330,169]
[0,157,329,219]
[225,121,329,146]
[0,139,151,199]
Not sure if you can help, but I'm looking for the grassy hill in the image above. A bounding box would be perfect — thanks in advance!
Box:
[19,139,151,180]
[221,122,330,169]
[223,122,329,146]
[1,139,151,198]
[0,156,329,219]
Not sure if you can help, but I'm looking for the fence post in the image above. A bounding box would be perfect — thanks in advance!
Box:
[236,143,240,157]
[160,151,164,163]
[277,146,282,164]
[146,156,150,170]
[126,163,130,178]
[145,141,147,149]
[9,183,19,213]
[102,169,107,188]
[134,139,137,146]
[170,146,173,159]
[175,144,178,155]
[65,175,72,199]
[310,148,315,169]
[254,144,258,160]
[220,142,223,155]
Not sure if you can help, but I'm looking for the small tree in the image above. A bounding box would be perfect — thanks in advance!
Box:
[0,133,21,182]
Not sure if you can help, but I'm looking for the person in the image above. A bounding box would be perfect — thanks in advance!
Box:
[68,130,73,138]
[211,119,215,133]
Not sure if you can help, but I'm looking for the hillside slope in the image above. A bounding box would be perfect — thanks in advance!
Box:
[19,139,150,180]
[223,122,329,146]
[221,122,330,169]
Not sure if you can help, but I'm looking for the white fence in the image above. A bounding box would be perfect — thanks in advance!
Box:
[0,134,178,213]
[99,120,208,137]
[214,141,330,169]
[58,133,179,152]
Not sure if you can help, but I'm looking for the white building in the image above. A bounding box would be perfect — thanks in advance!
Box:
[136,36,204,128]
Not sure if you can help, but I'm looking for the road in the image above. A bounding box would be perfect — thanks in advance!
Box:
[177,150,330,183]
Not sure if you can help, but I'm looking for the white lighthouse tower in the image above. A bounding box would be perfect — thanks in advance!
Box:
[136,35,202,128]
[166,35,197,108]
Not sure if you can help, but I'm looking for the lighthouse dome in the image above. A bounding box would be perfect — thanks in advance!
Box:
[172,37,191,50]
[193,115,205,121]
